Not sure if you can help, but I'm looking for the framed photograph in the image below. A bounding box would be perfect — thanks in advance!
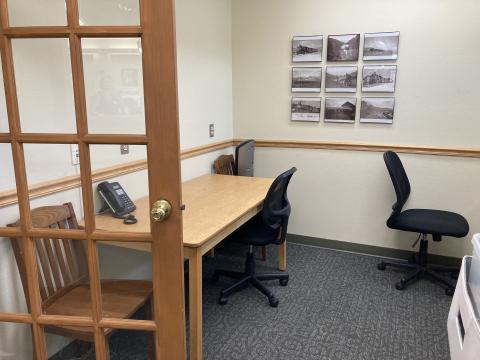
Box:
[363,31,400,60]
[327,34,360,62]
[292,35,323,62]
[325,66,358,92]
[362,65,397,92]
[291,97,321,122]
[360,97,395,124]
[292,67,322,92]
[324,97,357,123]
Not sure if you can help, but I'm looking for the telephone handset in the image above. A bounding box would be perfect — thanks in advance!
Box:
[97,181,137,224]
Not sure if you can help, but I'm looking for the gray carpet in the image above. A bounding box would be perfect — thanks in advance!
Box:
[51,242,453,360]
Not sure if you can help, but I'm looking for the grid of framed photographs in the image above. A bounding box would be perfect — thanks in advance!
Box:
[290,31,399,124]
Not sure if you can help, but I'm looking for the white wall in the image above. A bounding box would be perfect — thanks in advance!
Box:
[176,0,233,149]
[0,0,233,358]
[232,0,480,256]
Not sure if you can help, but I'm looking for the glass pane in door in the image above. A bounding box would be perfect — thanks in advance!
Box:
[7,0,67,26]
[98,240,152,318]
[82,38,145,134]
[34,239,92,318]
[0,323,34,359]
[78,0,140,26]
[89,144,150,232]
[106,329,155,359]
[11,39,77,134]
[48,334,95,360]
[0,54,8,133]
[23,143,85,229]
[0,143,19,227]
[0,237,30,314]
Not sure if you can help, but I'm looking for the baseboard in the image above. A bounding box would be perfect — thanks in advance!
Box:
[287,234,462,267]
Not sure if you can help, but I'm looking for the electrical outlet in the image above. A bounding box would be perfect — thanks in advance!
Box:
[120,144,130,155]
[70,144,80,165]
[209,124,214,138]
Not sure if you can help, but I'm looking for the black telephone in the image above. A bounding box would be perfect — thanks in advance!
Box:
[97,181,137,220]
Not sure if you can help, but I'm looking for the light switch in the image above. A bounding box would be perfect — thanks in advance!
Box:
[70,144,80,165]
[209,124,214,138]
[120,144,130,155]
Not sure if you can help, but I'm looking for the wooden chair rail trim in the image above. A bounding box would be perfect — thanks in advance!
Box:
[1,137,476,209]
[0,139,234,208]
[233,139,480,158]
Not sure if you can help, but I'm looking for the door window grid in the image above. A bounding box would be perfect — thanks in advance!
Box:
[0,1,179,359]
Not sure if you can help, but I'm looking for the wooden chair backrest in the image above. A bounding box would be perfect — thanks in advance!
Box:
[214,154,235,175]
[8,203,88,310]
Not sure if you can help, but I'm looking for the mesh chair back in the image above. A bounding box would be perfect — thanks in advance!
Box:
[262,167,297,244]
[383,151,411,217]
[235,139,255,176]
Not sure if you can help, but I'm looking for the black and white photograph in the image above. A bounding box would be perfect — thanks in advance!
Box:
[325,66,358,92]
[363,31,400,60]
[291,97,321,122]
[292,35,323,62]
[360,97,395,123]
[324,97,357,122]
[327,34,360,61]
[292,67,322,92]
[362,65,397,92]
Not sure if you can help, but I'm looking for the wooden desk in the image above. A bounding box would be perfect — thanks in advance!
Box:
[92,174,286,360]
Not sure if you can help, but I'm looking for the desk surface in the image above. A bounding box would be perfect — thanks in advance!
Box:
[94,174,273,248]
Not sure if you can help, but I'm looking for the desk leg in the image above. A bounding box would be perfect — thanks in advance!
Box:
[188,249,203,360]
[279,242,287,271]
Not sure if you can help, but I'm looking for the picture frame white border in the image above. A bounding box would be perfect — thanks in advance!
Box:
[326,33,361,62]
[325,66,358,93]
[324,96,357,123]
[360,96,396,124]
[292,35,324,63]
[291,66,322,93]
[291,96,322,122]
[362,65,397,93]
[363,31,400,61]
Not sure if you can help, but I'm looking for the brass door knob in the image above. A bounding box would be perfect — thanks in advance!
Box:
[151,199,172,222]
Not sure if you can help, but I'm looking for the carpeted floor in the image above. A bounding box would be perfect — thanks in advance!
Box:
[52,242,453,360]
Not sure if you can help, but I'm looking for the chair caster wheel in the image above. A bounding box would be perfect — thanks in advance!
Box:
[279,278,289,286]
[445,287,455,296]
[211,272,220,283]
[268,296,279,308]
[377,262,386,271]
[395,280,406,291]
[218,297,228,305]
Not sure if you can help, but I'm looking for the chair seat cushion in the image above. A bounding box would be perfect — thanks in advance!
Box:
[387,209,469,237]
[230,214,279,246]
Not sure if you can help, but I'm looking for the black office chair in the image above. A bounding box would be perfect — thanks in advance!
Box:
[378,151,469,295]
[235,139,255,176]
[213,167,297,307]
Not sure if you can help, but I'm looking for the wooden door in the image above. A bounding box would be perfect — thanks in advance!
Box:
[0,0,186,359]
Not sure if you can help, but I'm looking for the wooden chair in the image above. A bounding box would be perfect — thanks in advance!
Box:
[8,203,153,359]
[213,154,235,175]
[213,154,267,261]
